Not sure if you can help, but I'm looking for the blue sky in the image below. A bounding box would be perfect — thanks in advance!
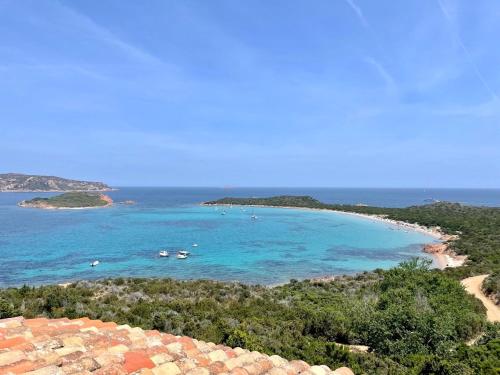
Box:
[0,0,499,187]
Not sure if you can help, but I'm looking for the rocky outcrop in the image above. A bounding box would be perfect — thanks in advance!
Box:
[0,173,112,192]
[423,242,467,269]
[423,243,448,254]
[0,317,353,375]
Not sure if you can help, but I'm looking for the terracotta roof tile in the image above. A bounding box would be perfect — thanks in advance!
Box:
[0,317,353,375]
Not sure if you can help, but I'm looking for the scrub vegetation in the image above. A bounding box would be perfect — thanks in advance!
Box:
[20,192,110,208]
[0,260,499,374]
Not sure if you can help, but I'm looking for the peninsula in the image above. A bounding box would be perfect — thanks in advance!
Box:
[18,192,113,209]
[0,173,112,192]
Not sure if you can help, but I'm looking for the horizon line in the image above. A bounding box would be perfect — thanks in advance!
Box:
[108,185,500,190]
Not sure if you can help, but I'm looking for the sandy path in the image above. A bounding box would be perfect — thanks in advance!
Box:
[461,275,500,322]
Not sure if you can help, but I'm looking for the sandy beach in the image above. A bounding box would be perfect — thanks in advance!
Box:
[204,203,466,270]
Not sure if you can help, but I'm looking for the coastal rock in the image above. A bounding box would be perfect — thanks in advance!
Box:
[423,243,448,254]
[332,368,354,375]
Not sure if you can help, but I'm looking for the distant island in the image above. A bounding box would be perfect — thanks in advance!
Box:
[0,173,112,192]
[18,192,113,209]
[205,195,324,208]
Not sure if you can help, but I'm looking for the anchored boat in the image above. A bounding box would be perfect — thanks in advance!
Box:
[177,250,190,259]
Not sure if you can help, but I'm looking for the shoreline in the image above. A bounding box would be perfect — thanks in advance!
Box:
[203,202,466,270]
[1,201,467,288]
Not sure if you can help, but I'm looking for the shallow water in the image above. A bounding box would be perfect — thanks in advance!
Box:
[0,188,461,286]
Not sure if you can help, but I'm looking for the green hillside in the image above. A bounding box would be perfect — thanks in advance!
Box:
[20,192,111,208]
[0,261,498,374]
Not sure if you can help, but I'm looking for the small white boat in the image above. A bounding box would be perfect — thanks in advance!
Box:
[192,243,198,247]
[251,214,258,220]
[221,211,226,215]
[90,260,100,267]
[177,251,189,259]
[159,250,169,257]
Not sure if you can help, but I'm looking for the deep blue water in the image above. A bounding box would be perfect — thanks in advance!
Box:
[0,187,498,286]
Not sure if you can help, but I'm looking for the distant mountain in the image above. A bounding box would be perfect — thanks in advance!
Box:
[0,173,112,192]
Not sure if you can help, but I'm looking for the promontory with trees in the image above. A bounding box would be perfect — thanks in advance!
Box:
[18,191,113,209]
[1,196,499,374]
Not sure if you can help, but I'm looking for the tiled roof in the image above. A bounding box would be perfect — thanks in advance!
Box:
[0,317,353,375]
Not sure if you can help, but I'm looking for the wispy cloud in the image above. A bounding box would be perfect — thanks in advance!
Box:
[0,63,108,80]
[434,97,500,118]
[344,0,370,29]
[364,57,396,92]
[437,0,498,100]
[57,3,164,66]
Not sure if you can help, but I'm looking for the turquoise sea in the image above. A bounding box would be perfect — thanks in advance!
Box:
[1,187,499,287]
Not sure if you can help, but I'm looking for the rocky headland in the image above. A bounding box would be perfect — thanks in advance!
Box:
[0,173,112,192]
